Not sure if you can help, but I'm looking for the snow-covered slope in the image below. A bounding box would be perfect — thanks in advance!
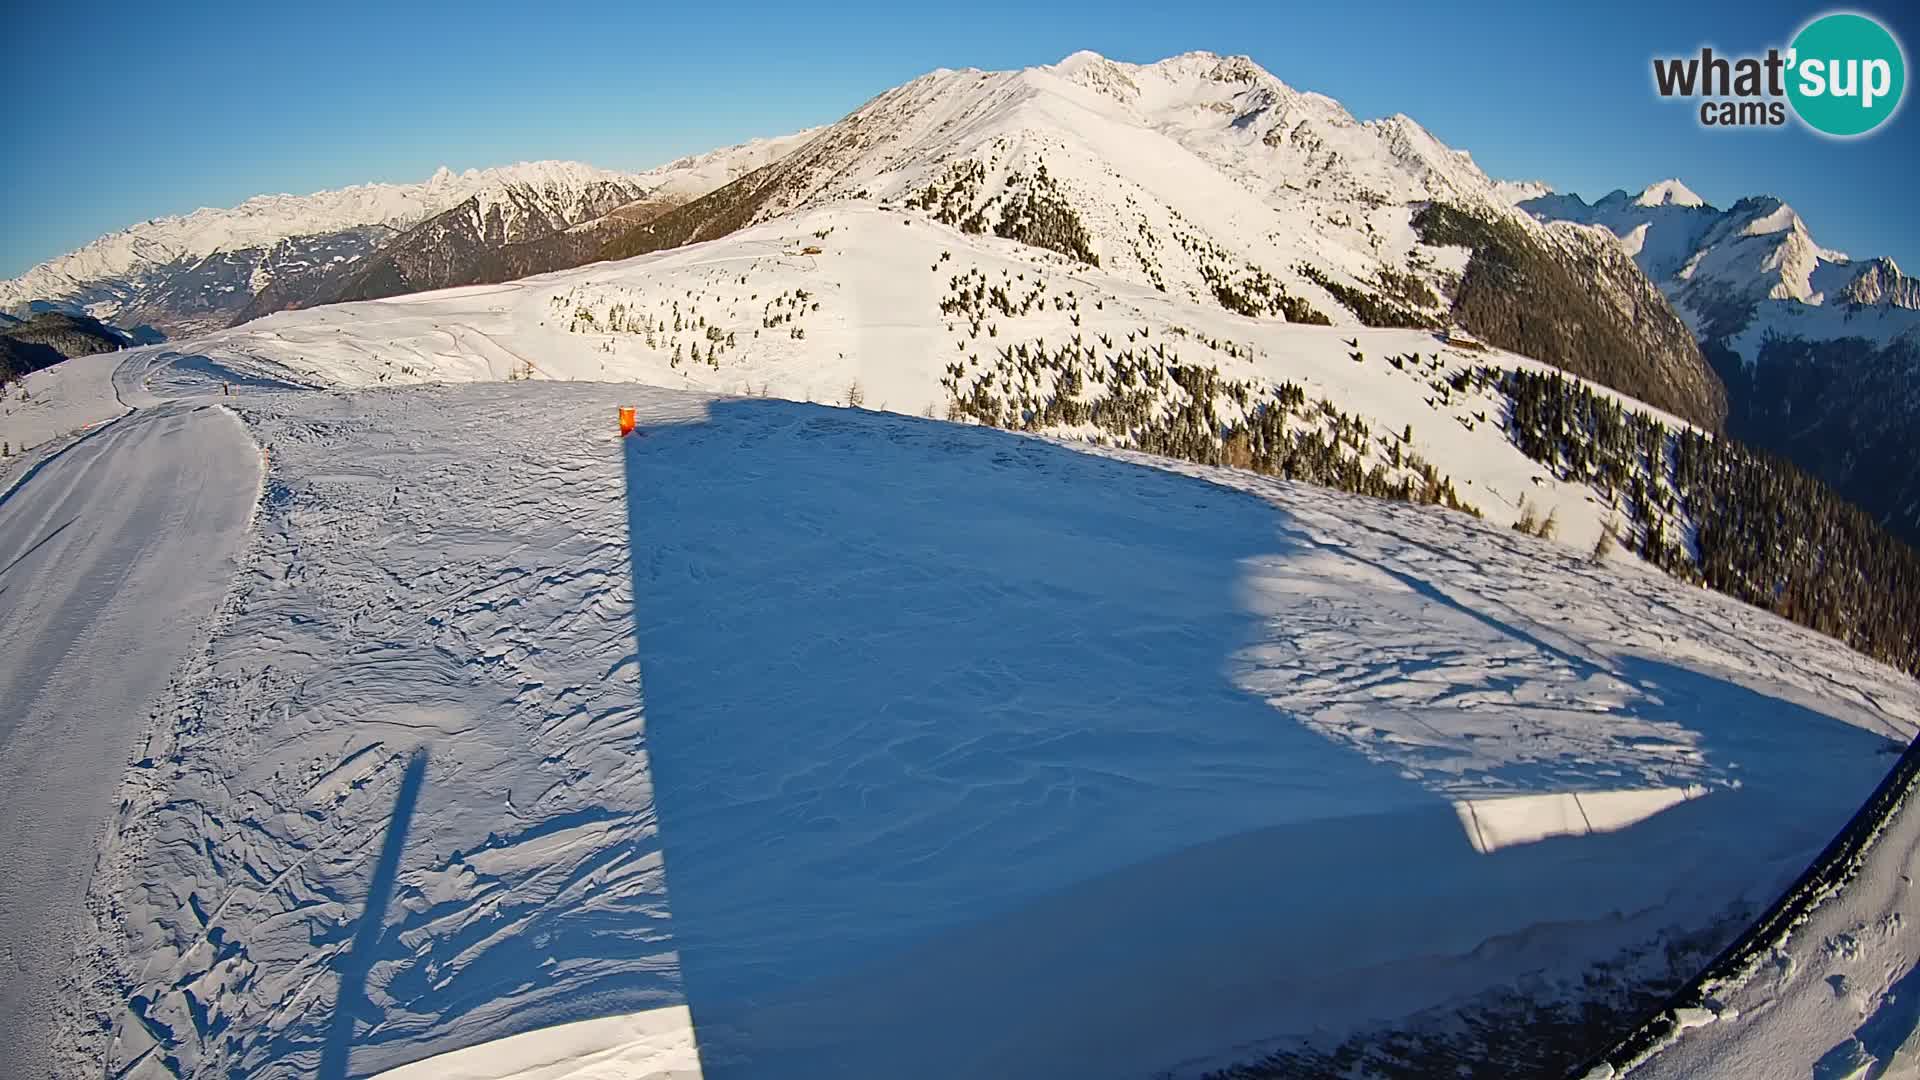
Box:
[0,398,261,1080]
[0,136,817,338]
[62,202,1706,560]
[7,347,1912,1080]
[1582,735,1920,1080]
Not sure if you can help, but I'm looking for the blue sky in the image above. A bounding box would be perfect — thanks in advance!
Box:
[5,0,1916,278]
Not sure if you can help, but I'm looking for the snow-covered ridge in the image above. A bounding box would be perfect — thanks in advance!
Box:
[0,162,639,304]
[0,133,822,326]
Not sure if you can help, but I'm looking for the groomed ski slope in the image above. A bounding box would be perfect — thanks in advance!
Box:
[0,397,261,1079]
[5,339,1912,1078]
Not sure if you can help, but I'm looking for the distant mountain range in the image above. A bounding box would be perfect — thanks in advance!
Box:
[1517,181,1920,541]
[0,137,814,340]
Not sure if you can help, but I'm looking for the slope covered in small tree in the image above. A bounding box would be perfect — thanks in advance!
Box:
[1414,203,1727,433]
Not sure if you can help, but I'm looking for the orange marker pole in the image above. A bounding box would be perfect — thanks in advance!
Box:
[618,406,636,436]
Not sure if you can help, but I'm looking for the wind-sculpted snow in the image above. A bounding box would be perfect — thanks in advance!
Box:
[62,386,686,1078]
[33,374,1917,1079]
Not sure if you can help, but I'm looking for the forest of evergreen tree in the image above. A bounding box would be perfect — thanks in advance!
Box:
[1495,367,1920,678]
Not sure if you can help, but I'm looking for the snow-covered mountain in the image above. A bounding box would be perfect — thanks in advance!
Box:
[1519,181,1920,542]
[0,138,816,339]
[304,129,823,311]
[1517,181,1920,336]
[4,53,1722,429]
[590,51,1723,429]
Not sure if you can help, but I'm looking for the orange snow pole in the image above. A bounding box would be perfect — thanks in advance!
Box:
[618,406,637,436]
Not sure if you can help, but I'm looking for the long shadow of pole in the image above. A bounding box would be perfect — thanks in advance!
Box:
[319,747,429,1080]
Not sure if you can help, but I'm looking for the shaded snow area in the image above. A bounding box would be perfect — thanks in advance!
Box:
[13,367,1910,1079]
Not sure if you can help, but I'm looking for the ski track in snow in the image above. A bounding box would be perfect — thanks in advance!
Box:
[1,342,1910,1078]
[0,400,260,1079]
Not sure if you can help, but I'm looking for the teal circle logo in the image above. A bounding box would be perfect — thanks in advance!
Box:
[1788,12,1906,136]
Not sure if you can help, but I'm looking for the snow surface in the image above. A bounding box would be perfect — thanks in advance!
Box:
[369,1006,699,1080]
[3,342,1915,1078]
[1626,763,1920,1080]
[0,398,262,1078]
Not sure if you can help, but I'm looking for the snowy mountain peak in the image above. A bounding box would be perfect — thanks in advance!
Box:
[1045,49,1282,106]
[1048,49,1145,101]
[1728,195,1807,238]
[1839,256,1920,309]
[1635,179,1706,208]
[1491,179,1555,205]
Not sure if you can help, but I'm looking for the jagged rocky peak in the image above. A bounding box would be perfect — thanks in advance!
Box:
[1723,195,1813,238]
[1841,257,1920,309]
[1050,50,1141,99]
[1048,49,1282,103]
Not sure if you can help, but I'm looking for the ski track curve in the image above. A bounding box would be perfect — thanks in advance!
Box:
[0,395,261,1078]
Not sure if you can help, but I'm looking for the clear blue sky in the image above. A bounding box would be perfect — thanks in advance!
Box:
[5,0,1916,278]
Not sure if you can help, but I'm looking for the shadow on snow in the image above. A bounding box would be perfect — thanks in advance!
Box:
[619,400,1895,1078]
[319,748,429,1080]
